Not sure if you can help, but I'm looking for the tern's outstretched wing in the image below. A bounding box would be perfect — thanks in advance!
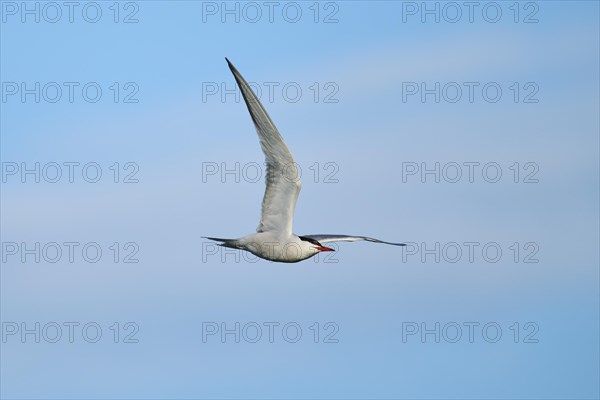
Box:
[302,234,406,246]
[226,58,301,236]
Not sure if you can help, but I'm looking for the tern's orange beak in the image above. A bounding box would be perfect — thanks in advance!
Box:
[316,245,335,252]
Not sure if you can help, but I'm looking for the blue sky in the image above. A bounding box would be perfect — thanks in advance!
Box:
[1,1,599,399]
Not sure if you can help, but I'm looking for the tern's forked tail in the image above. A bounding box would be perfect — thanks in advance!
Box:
[203,236,239,249]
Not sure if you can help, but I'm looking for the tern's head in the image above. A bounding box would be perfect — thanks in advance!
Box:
[299,236,335,253]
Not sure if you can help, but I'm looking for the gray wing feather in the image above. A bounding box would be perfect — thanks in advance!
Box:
[226,58,301,235]
[303,234,406,246]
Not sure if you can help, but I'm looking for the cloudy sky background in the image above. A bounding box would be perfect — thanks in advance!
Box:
[1,1,599,398]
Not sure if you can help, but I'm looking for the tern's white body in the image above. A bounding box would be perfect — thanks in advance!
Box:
[231,233,321,263]
[205,59,406,263]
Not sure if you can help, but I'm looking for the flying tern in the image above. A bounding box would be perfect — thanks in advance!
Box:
[205,58,406,263]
